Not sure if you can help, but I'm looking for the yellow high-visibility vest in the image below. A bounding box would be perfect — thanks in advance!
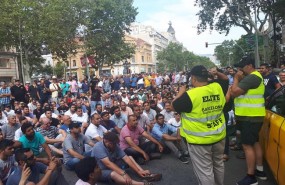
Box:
[234,71,265,117]
[180,82,226,144]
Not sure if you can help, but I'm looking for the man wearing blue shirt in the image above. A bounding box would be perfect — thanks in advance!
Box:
[110,106,127,129]
[151,114,189,164]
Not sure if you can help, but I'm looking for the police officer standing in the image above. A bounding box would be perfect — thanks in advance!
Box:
[231,55,266,185]
[172,65,228,185]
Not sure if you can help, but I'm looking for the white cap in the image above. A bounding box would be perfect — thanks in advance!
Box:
[25,81,30,84]
[52,76,57,79]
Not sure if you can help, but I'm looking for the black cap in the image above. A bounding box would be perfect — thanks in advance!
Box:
[190,65,208,78]
[100,111,109,117]
[15,109,22,114]
[234,54,255,68]
[103,132,119,143]
[69,121,81,129]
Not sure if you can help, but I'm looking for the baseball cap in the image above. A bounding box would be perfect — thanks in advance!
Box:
[190,65,208,78]
[15,109,22,114]
[69,121,81,129]
[234,54,255,68]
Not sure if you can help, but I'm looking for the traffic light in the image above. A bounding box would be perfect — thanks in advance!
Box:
[205,42,208,48]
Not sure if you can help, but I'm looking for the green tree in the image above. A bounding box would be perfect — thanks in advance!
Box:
[194,0,270,35]
[54,62,65,79]
[0,0,83,78]
[157,42,214,72]
[83,0,137,71]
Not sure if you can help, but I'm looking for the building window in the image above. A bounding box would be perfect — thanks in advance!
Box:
[0,59,9,68]
[148,68,151,73]
[72,60,76,67]
[141,56,144,62]
[132,56,135,63]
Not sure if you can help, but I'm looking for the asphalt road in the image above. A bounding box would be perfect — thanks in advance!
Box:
[62,150,277,185]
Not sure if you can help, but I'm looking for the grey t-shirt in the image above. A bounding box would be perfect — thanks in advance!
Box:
[2,123,21,140]
[62,134,90,163]
[0,156,16,181]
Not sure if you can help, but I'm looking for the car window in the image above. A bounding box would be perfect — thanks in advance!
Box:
[266,86,285,116]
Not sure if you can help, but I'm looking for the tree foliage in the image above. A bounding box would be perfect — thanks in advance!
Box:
[80,0,137,71]
[0,0,137,78]
[156,42,214,73]
[0,0,83,77]
[194,0,271,35]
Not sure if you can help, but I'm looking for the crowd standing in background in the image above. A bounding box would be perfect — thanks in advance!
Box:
[0,58,284,185]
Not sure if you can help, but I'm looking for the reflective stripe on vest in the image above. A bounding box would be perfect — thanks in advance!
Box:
[235,103,265,107]
[237,95,263,99]
[182,123,226,137]
[234,71,265,117]
[182,112,223,123]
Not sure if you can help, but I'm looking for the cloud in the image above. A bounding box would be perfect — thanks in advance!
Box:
[134,0,246,55]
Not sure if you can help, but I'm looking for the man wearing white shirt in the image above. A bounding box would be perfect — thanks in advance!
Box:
[14,116,29,141]
[49,76,61,103]
[121,92,129,104]
[84,113,107,152]
[0,111,8,128]
[64,104,77,117]
[160,101,174,122]
[167,112,181,128]
[72,107,89,133]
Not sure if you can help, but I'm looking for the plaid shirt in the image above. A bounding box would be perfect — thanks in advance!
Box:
[0,87,11,105]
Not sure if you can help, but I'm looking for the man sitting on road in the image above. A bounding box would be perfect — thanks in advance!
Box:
[100,112,121,134]
[6,148,68,185]
[151,114,189,164]
[36,117,66,156]
[119,115,163,165]
[91,132,161,185]
[1,115,21,140]
[110,106,128,129]
[0,139,16,185]
[17,122,53,160]
[62,122,94,170]
[85,113,107,152]
[71,106,89,133]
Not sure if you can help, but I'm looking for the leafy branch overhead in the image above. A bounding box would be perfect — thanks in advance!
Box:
[194,0,271,35]
[0,0,137,75]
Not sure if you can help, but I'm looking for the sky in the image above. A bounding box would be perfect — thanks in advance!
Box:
[133,0,247,55]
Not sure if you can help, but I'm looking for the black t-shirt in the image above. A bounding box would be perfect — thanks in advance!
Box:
[33,109,44,120]
[263,73,279,98]
[11,85,27,101]
[172,79,229,113]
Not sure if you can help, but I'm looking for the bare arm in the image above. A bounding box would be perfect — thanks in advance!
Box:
[125,137,146,156]
[41,143,52,160]
[230,71,245,98]
[101,157,126,175]
[67,148,84,159]
[142,132,163,152]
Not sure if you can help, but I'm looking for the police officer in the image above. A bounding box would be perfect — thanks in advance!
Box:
[231,55,266,185]
[172,65,229,185]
